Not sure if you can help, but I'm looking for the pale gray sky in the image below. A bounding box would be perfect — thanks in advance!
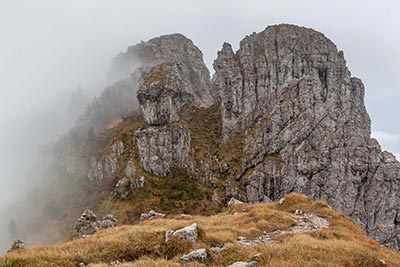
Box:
[0,0,399,206]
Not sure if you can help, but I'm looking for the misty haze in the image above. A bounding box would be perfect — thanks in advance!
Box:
[1,1,400,266]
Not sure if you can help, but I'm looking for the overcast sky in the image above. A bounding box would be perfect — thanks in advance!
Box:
[0,0,399,206]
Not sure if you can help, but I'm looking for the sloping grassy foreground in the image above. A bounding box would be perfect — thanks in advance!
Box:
[2,193,400,267]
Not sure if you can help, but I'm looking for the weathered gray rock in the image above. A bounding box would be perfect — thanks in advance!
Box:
[75,210,117,237]
[180,248,207,262]
[130,176,145,189]
[165,223,198,244]
[115,177,131,199]
[226,262,258,267]
[74,210,99,237]
[133,34,217,177]
[245,171,272,204]
[111,140,124,156]
[114,160,145,199]
[88,140,124,181]
[115,176,145,200]
[135,124,191,177]
[100,214,117,229]
[137,62,199,125]
[227,198,244,207]
[7,240,25,252]
[140,210,166,221]
[115,33,215,106]
[213,24,400,249]
[87,157,104,181]
[124,160,136,178]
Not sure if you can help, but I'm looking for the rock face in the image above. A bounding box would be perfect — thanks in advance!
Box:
[135,124,191,177]
[137,62,199,125]
[213,24,400,249]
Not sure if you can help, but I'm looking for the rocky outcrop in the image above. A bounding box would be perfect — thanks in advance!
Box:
[88,140,124,181]
[74,210,99,237]
[75,210,117,237]
[213,24,400,249]
[133,34,215,177]
[114,160,145,199]
[7,240,25,252]
[227,198,244,207]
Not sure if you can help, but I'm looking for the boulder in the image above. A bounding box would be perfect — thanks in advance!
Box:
[226,262,258,267]
[7,240,24,252]
[165,223,198,244]
[227,198,244,207]
[180,248,207,262]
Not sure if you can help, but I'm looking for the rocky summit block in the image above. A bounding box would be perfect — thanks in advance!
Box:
[116,33,215,106]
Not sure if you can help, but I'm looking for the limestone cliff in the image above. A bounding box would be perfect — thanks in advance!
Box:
[212,24,400,249]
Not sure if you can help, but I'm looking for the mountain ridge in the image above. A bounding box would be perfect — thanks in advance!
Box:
[4,24,400,257]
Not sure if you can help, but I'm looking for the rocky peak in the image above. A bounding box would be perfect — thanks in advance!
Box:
[133,34,211,176]
[119,33,214,107]
[213,24,399,249]
[214,24,355,142]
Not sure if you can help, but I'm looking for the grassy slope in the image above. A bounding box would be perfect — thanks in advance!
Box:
[2,193,400,267]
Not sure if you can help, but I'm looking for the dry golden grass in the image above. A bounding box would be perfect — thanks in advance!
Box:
[2,193,400,267]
